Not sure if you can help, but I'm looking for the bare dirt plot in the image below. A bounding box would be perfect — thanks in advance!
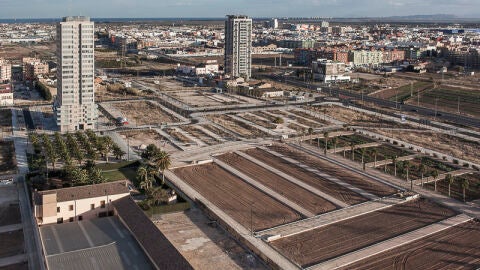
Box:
[271,198,456,268]
[425,173,480,202]
[165,128,194,144]
[338,220,480,270]
[155,209,267,270]
[0,230,24,258]
[169,91,226,107]
[369,129,480,164]
[237,113,276,130]
[207,115,268,139]
[268,144,398,197]
[218,153,338,215]
[243,148,367,205]
[173,163,302,231]
[287,110,330,125]
[0,141,17,175]
[0,205,21,227]
[180,125,218,145]
[118,130,178,153]
[320,106,407,128]
[111,101,179,125]
[200,124,238,141]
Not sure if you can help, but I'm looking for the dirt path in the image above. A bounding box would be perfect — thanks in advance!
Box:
[271,198,456,268]
[173,163,301,231]
[243,148,367,205]
[218,153,338,215]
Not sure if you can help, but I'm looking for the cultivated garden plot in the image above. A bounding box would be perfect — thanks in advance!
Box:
[118,129,178,153]
[337,220,480,270]
[340,144,412,164]
[268,144,398,197]
[164,128,194,144]
[0,141,17,175]
[200,124,238,141]
[320,105,411,128]
[179,125,219,145]
[381,156,457,181]
[287,109,331,126]
[368,129,480,164]
[270,198,456,268]
[173,162,302,231]
[424,173,480,202]
[110,100,179,125]
[308,134,376,150]
[237,113,277,130]
[218,153,338,215]
[243,148,367,205]
[206,115,268,139]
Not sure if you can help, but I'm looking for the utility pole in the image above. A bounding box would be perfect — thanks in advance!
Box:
[410,81,413,97]
[434,98,438,120]
[457,96,460,114]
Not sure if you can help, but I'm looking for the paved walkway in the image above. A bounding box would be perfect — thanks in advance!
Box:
[213,158,315,218]
[412,169,472,185]
[164,170,300,270]
[257,196,410,240]
[260,146,379,201]
[235,151,348,208]
[309,214,472,270]
[0,254,27,267]
[0,223,22,233]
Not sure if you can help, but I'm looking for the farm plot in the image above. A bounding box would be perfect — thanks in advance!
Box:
[338,220,480,270]
[200,124,238,141]
[342,144,412,164]
[425,173,480,202]
[309,134,376,149]
[243,148,367,205]
[288,110,330,125]
[206,115,268,139]
[411,87,480,117]
[270,198,456,268]
[0,141,17,175]
[237,113,276,129]
[110,101,179,125]
[217,153,338,215]
[118,129,178,153]
[320,106,407,128]
[164,128,194,144]
[180,125,219,145]
[173,162,301,231]
[368,129,480,164]
[268,144,398,197]
[383,157,456,181]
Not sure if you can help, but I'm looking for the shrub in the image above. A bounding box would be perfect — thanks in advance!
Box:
[35,81,52,100]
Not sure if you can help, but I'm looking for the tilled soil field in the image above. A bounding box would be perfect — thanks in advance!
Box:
[269,144,398,197]
[338,220,480,270]
[218,153,338,215]
[271,198,456,268]
[111,101,179,125]
[173,162,302,231]
[243,148,367,205]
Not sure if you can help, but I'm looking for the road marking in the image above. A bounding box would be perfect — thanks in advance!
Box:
[108,218,125,239]
[50,226,65,253]
[78,221,94,247]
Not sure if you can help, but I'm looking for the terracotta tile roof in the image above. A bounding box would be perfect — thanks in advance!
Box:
[35,181,129,204]
[113,197,193,270]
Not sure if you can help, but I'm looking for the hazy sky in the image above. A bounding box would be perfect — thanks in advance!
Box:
[0,0,479,18]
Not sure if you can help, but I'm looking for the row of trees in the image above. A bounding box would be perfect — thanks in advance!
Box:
[35,81,52,101]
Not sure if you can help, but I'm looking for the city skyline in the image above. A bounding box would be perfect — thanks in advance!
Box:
[0,0,480,19]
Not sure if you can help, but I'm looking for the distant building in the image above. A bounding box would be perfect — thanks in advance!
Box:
[0,59,11,83]
[252,44,278,54]
[278,40,315,49]
[0,83,13,106]
[312,59,351,83]
[54,16,97,132]
[270,18,279,29]
[33,181,130,225]
[22,57,49,81]
[348,50,384,66]
[224,15,252,80]
[177,60,219,76]
[321,21,329,28]
[294,48,349,65]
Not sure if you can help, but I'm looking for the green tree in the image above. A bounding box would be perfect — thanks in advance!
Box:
[360,148,367,170]
[137,165,154,191]
[446,174,454,197]
[418,163,426,186]
[461,178,469,202]
[323,132,329,155]
[153,150,171,185]
[112,144,126,160]
[432,169,439,192]
[392,156,398,177]
[372,148,378,168]
[350,142,355,161]
[332,137,338,154]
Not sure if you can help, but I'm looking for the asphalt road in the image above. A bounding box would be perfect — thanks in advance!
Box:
[265,74,480,129]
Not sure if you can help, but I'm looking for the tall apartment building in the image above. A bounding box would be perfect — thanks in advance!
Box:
[348,50,384,66]
[224,15,252,80]
[0,59,12,83]
[54,16,97,132]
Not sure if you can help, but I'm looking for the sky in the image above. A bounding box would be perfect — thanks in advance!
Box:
[0,0,479,19]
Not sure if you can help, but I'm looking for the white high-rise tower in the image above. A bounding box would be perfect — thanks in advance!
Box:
[224,15,252,80]
[54,16,96,132]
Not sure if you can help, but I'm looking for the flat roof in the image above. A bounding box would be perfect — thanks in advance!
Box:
[40,216,152,270]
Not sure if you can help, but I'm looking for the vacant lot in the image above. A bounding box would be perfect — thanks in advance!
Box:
[320,106,408,128]
[339,220,480,270]
[118,129,178,153]
[218,153,337,215]
[0,230,24,258]
[173,162,301,231]
[111,101,179,125]
[271,198,456,268]
[0,141,17,175]
[369,129,480,164]
[268,144,398,197]
[243,148,367,205]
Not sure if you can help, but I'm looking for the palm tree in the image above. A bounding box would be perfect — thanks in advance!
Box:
[137,166,152,191]
[461,178,469,202]
[154,151,171,185]
[323,132,329,155]
[432,169,439,192]
[392,156,398,177]
[332,137,338,154]
[372,148,378,168]
[445,174,454,197]
[418,163,426,187]
[360,148,367,170]
[350,142,355,161]
[403,160,412,190]
[308,127,314,144]
[384,156,389,172]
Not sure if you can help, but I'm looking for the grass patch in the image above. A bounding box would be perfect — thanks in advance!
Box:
[143,201,190,217]
[101,167,138,183]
